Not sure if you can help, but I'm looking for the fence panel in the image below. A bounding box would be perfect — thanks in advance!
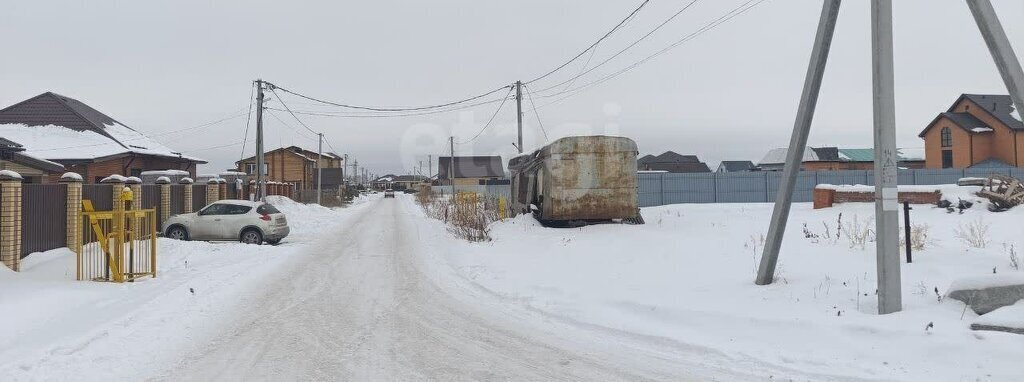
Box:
[817,170,869,186]
[913,169,965,185]
[896,169,916,185]
[637,173,664,207]
[1012,168,1024,180]
[431,185,511,200]
[715,172,767,203]
[964,167,1012,178]
[192,185,208,211]
[170,185,185,215]
[767,171,817,203]
[82,184,113,211]
[21,184,67,257]
[662,173,715,204]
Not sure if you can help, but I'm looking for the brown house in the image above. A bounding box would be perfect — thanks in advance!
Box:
[0,138,66,183]
[437,156,505,186]
[919,94,1024,169]
[758,147,925,171]
[0,92,205,183]
[236,146,344,190]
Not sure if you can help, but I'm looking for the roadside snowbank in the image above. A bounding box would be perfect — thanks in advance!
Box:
[405,195,1024,381]
[0,196,370,381]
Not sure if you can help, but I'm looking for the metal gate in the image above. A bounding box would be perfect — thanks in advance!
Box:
[77,200,157,282]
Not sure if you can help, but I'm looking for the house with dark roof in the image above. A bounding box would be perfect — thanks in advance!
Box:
[0,92,206,183]
[437,156,506,185]
[716,160,755,173]
[918,94,1024,169]
[637,151,710,173]
[0,138,65,183]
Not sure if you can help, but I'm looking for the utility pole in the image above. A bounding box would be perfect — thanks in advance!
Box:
[428,155,432,178]
[449,136,456,196]
[255,79,267,202]
[316,133,323,205]
[515,80,524,154]
[871,0,901,314]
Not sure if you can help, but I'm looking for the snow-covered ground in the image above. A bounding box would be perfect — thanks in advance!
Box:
[404,189,1024,381]
[0,195,375,380]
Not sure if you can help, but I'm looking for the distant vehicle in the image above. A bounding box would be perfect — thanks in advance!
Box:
[403,188,418,194]
[163,200,289,245]
[384,189,395,198]
[509,135,643,225]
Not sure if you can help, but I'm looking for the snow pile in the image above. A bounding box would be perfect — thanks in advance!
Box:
[155,176,171,184]
[404,197,1024,381]
[949,273,1024,291]
[265,195,348,237]
[974,300,1024,329]
[0,194,370,380]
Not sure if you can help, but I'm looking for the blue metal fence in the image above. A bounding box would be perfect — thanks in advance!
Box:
[638,168,1023,207]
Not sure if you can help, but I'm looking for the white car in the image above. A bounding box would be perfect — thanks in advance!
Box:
[163,200,289,245]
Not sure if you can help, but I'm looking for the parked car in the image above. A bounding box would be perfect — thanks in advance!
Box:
[384,189,395,198]
[163,200,289,245]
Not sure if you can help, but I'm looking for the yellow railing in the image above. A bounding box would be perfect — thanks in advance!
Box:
[78,201,157,282]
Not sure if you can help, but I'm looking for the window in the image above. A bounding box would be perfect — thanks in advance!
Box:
[256,204,280,215]
[941,150,954,169]
[245,163,268,175]
[200,203,229,216]
[940,127,952,148]
[222,204,253,215]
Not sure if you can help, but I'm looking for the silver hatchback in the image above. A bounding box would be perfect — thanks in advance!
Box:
[162,200,290,245]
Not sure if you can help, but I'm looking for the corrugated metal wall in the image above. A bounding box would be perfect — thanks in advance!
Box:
[170,185,185,215]
[21,184,67,257]
[192,185,207,211]
[638,168,1024,207]
[82,184,113,211]
[141,185,161,221]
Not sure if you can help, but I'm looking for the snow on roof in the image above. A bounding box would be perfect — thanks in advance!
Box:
[971,127,994,133]
[140,169,190,176]
[0,123,203,162]
[759,147,818,165]
[898,148,925,161]
[1012,104,1021,122]
[101,174,127,183]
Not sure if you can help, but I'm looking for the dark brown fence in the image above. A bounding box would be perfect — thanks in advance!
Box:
[141,185,161,221]
[82,184,113,211]
[192,185,208,211]
[170,185,186,215]
[21,184,67,257]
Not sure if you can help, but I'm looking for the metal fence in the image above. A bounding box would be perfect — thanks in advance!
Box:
[638,168,1024,207]
[21,184,67,257]
[192,185,208,212]
[82,184,113,211]
[431,185,512,200]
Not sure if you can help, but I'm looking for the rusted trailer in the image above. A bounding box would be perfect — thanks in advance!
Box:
[509,136,642,225]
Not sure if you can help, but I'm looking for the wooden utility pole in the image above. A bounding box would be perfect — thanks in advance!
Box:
[515,81,524,153]
[255,79,266,202]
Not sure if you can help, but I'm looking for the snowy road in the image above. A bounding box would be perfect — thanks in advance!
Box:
[156,198,749,381]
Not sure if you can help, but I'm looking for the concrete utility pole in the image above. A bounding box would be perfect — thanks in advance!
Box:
[428,155,432,178]
[756,0,841,285]
[255,79,267,202]
[316,133,323,205]
[871,0,902,314]
[967,0,1024,122]
[515,80,524,154]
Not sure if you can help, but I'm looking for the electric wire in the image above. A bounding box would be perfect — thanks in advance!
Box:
[522,84,549,141]
[455,87,515,144]
[240,82,256,160]
[273,82,512,113]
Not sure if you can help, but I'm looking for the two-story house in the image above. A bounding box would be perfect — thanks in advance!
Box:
[919,94,1023,169]
[236,146,344,190]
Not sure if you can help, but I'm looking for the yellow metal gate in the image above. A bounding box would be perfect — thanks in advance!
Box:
[77,200,157,282]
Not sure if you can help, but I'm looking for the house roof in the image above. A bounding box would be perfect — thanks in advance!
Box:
[718,161,755,172]
[759,147,821,165]
[237,146,338,164]
[838,148,927,162]
[0,92,205,163]
[641,162,711,173]
[637,154,657,164]
[438,156,504,179]
[653,151,699,163]
[394,175,428,182]
[959,94,1023,131]
[0,138,65,173]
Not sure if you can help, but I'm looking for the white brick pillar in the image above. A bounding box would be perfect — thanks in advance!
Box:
[0,171,24,271]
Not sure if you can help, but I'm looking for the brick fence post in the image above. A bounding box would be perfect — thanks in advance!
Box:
[0,171,24,271]
[126,177,142,211]
[206,179,219,205]
[59,173,83,256]
[217,179,227,200]
[181,178,194,213]
[155,177,171,223]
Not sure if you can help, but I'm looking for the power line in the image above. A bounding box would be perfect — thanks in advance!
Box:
[273,82,512,113]
[262,94,510,119]
[456,87,515,144]
[538,0,768,108]
[269,87,320,135]
[240,82,256,160]
[524,0,652,85]
[183,139,255,153]
[530,0,703,95]
[522,84,549,141]
[265,110,319,142]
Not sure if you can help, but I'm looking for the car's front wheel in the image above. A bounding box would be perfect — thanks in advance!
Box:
[240,229,263,245]
[166,225,189,241]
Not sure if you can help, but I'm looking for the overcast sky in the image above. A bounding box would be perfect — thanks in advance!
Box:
[2,0,1022,176]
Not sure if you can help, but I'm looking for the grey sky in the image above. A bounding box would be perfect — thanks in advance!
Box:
[2,0,1022,176]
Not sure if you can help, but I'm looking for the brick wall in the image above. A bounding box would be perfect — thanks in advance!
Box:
[814,187,941,209]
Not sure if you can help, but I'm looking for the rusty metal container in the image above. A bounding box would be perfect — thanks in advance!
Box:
[509,136,639,222]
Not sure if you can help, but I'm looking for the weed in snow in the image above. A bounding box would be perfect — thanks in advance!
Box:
[954,218,991,249]
[1005,243,1020,271]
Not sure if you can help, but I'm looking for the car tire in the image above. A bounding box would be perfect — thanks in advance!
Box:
[166,225,189,241]
[240,229,263,245]
[266,238,282,245]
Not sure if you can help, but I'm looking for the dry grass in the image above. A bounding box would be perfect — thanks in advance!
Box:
[421,191,505,242]
[955,218,991,249]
